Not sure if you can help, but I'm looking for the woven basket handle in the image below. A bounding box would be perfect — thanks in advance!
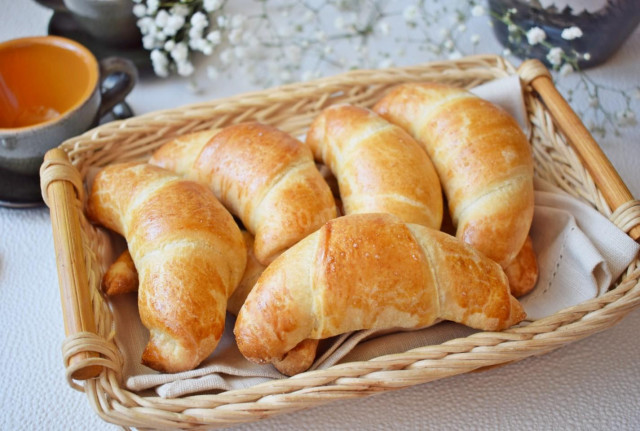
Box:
[40,149,102,380]
[518,59,640,242]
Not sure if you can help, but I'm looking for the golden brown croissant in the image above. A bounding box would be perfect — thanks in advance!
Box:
[150,122,338,265]
[373,83,537,297]
[102,232,316,376]
[306,104,443,229]
[234,213,526,368]
[102,232,264,311]
[87,162,247,373]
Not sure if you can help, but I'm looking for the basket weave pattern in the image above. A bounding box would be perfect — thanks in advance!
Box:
[39,55,640,430]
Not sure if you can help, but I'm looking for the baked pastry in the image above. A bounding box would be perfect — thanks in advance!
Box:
[101,231,317,376]
[373,83,537,296]
[102,232,264,312]
[150,122,338,265]
[306,104,443,229]
[87,162,247,373]
[234,213,526,370]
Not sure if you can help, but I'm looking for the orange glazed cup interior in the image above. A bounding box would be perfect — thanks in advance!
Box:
[0,36,98,129]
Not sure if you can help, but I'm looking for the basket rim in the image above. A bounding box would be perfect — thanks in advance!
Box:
[40,54,640,429]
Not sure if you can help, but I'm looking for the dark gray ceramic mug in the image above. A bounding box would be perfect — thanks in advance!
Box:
[0,36,137,175]
[34,0,141,48]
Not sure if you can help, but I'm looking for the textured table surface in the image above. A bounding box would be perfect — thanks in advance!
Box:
[1,1,639,430]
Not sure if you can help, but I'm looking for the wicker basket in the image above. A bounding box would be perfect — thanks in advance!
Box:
[39,55,640,430]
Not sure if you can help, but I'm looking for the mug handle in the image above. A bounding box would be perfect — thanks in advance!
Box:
[97,57,139,119]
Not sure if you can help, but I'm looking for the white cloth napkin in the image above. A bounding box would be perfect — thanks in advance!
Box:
[119,76,639,398]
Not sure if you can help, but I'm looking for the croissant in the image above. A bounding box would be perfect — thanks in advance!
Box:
[102,232,264,314]
[87,162,247,373]
[101,232,315,375]
[234,213,526,368]
[306,104,443,229]
[373,83,537,296]
[150,122,338,265]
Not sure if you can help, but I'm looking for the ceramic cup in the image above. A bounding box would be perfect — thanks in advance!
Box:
[34,0,141,48]
[0,35,138,176]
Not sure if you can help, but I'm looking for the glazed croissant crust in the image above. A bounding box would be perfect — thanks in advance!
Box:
[87,162,247,373]
[150,122,337,265]
[306,104,443,229]
[374,83,537,296]
[234,213,525,367]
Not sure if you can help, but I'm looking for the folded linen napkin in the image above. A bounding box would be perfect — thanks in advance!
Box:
[118,76,639,398]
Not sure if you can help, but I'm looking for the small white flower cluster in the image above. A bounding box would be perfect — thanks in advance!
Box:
[132,0,494,86]
[127,0,636,140]
[503,12,589,77]
[133,0,227,78]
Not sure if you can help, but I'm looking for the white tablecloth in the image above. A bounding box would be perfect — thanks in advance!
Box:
[1,2,639,430]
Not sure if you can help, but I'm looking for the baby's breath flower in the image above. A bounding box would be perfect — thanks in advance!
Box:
[146,0,159,14]
[470,34,480,45]
[378,21,390,36]
[403,5,419,24]
[302,11,315,24]
[200,42,214,56]
[155,9,169,27]
[164,39,175,52]
[526,27,546,45]
[150,49,169,77]
[206,30,222,45]
[546,47,564,66]
[561,26,583,40]
[203,0,223,13]
[228,28,243,45]
[219,48,234,65]
[234,46,246,59]
[191,11,209,29]
[559,63,574,76]
[583,53,592,61]
[206,65,219,80]
[230,14,246,29]
[170,4,190,17]
[176,60,195,77]
[133,4,147,18]
[170,42,189,62]
[137,16,154,34]
[142,34,157,50]
[189,26,204,41]
[471,5,485,16]
[163,14,185,36]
